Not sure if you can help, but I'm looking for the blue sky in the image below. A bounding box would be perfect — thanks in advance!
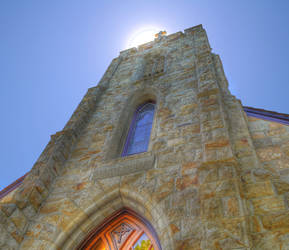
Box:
[1,0,289,189]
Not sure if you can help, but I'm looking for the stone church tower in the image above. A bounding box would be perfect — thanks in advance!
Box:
[1,25,289,249]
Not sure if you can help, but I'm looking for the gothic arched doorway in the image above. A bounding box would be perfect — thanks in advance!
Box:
[78,208,161,250]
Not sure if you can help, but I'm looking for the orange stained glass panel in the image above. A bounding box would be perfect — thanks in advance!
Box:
[78,208,161,250]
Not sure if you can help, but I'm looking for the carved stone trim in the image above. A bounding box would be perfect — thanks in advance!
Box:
[92,153,155,180]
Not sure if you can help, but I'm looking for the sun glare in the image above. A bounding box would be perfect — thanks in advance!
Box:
[127,27,161,48]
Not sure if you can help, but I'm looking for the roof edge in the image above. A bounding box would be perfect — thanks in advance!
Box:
[244,106,289,126]
[0,173,28,200]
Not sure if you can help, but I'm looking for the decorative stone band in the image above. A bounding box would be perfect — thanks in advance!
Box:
[91,154,155,180]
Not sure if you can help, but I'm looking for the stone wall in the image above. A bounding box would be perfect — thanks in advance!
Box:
[1,24,289,249]
[246,116,289,248]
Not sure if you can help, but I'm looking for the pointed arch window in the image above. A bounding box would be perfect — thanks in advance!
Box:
[122,102,155,156]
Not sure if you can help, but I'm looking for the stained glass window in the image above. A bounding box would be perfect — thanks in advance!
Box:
[133,233,154,250]
[122,102,155,156]
[79,209,161,250]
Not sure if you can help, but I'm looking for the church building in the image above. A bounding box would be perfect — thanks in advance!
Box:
[1,24,289,249]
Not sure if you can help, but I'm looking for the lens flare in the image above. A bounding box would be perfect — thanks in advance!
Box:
[127,27,161,48]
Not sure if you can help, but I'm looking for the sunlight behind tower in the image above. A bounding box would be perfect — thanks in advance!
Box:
[127,27,161,48]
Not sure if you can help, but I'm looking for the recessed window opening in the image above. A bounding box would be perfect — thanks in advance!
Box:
[122,102,155,156]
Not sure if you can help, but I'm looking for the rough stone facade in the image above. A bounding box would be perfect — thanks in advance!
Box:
[1,24,289,249]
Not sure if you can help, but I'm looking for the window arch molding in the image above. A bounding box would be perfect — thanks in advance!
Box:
[105,87,161,160]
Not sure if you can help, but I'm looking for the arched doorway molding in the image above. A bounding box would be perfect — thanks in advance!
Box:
[77,207,162,249]
[54,187,174,250]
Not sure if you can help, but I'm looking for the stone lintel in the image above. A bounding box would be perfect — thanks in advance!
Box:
[92,154,155,180]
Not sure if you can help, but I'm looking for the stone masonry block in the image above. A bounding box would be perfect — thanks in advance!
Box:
[243,181,274,199]
[10,208,28,233]
[251,196,285,214]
